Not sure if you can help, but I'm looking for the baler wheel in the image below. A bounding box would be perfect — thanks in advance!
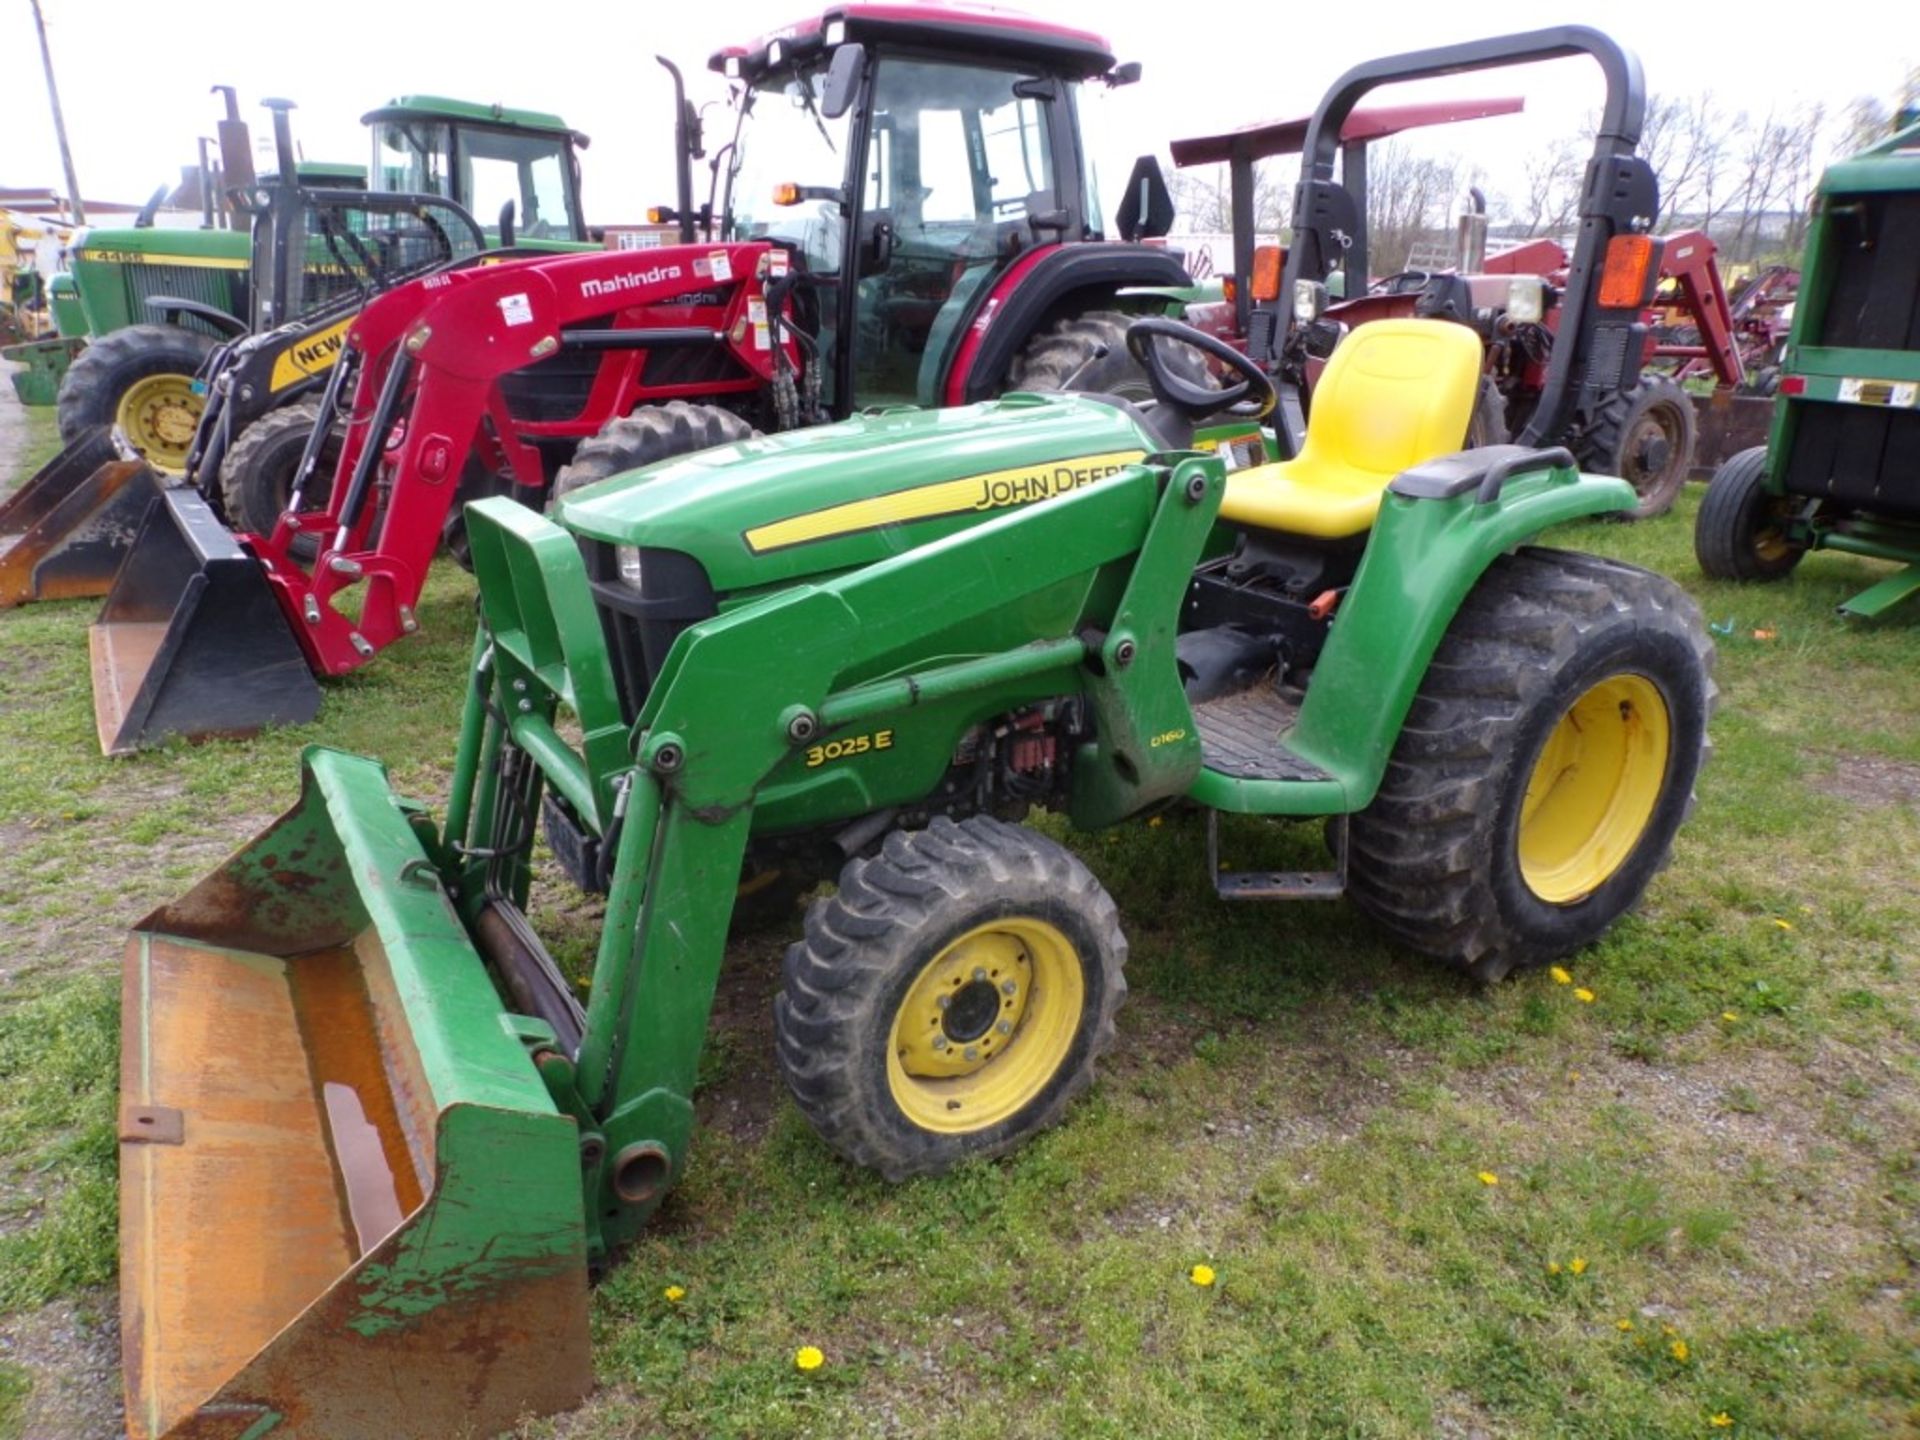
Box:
[1347,549,1715,983]
[1694,445,1806,582]
[776,815,1127,1180]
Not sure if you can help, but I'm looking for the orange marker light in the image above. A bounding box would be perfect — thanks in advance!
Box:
[646,207,669,225]
[1598,234,1657,308]
[1250,245,1284,302]
[772,183,803,207]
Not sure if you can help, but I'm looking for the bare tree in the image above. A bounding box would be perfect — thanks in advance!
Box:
[1640,92,1734,229]
[1168,160,1289,235]
[1724,102,1824,264]
[1514,136,1583,240]
[1364,139,1461,272]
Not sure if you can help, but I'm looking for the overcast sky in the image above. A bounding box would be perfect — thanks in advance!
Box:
[5,0,1913,223]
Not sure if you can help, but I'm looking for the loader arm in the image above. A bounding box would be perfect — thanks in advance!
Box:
[1652,229,1744,387]
[255,245,795,674]
[456,449,1223,1251]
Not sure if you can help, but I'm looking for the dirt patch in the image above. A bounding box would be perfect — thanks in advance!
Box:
[0,1293,122,1440]
[1810,752,1920,810]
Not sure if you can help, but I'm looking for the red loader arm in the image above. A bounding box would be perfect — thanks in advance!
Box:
[251,243,791,675]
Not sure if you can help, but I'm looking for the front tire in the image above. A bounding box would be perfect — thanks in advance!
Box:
[217,399,341,556]
[56,324,218,473]
[1348,549,1715,983]
[1577,375,1697,520]
[1694,445,1805,582]
[549,400,756,505]
[776,816,1127,1180]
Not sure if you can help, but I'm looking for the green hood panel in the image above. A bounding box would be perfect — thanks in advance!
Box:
[73,227,251,264]
[556,394,1157,593]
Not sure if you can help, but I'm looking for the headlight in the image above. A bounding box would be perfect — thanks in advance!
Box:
[1506,277,1545,325]
[1293,278,1327,323]
[616,546,643,586]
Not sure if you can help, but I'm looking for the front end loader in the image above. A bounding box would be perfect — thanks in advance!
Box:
[125,281,1714,1438]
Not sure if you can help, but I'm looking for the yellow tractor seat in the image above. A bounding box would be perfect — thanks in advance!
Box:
[1219,318,1485,539]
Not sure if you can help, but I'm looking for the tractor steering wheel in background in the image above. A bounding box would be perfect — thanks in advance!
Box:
[1124,316,1277,424]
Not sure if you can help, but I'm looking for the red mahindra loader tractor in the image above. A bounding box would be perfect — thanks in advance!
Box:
[84,3,1205,753]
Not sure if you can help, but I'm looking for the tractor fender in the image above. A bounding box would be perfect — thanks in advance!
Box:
[1207,457,1636,815]
[943,243,1193,404]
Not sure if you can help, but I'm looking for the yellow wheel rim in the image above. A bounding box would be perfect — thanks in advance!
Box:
[886,917,1084,1135]
[116,373,204,474]
[1519,674,1672,904]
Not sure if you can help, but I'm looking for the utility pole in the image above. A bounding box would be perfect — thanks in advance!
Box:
[28,0,87,224]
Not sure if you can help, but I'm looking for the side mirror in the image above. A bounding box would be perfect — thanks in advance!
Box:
[1114,155,1174,242]
[820,43,866,121]
[1105,61,1143,87]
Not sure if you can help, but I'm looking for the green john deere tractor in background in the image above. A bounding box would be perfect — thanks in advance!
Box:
[1696,114,1920,617]
[118,29,1716,1440]
[22,90,590,473]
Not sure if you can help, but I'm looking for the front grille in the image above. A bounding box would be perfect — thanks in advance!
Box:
[126,265,244,336]
[583,542,716,721]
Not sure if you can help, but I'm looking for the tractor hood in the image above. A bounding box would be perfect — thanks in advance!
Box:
[555,394,1157,593]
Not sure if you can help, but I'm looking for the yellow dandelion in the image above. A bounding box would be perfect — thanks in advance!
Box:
[663,1284,686,1303]
[1550,966,1573,985]
[1670,1339,1690,1363]
[1190,1263,1216,1287]
[1662,1324,1678,1336]
[1616,1318,1635,1332]
[1772,918,1794,931]
[1722,1011,1739,1023]
[1569,1257,1588,1275]
[1478,1171,1500,1186]
[1148,815,1164,828]
[1568,1070,1582,1082]
[1547,1261,1562,1275]
[1710,1415,1734,1430]
[795,1345,825,1372]
[1575,987,1596,1004]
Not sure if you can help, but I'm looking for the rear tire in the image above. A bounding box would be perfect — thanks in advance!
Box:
[1007,309,1204,408]
[549,401,757,505]
[776,816,1127,1180]
[1694,445,1805,582]
[217,399,341,557]
[1576,375,1697,520]
[1347,549,1715,983]
[57,324,218,474]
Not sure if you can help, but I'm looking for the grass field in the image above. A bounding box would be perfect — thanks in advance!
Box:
[0,391,1916,1439]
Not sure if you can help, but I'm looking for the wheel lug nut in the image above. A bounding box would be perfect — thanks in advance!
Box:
[963,1046,979,1061]
[937,995,951,1010]
[932,1036,949,1051]
[1000,980,1017,995]
[995,1021,1011,1035]
[972,967,987,981]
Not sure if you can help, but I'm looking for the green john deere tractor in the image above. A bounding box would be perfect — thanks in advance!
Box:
[118,29,1714,1440]
[1696,113,1920,617]
[29,91,590,472]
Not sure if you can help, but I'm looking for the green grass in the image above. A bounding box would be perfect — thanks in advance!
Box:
[1,403,1916,1436]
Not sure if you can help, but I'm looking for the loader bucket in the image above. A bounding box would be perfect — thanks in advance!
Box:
[0,427,161,608]
[121,747,594,1440]
[1692,391,1777,474]
[90,487,321,755]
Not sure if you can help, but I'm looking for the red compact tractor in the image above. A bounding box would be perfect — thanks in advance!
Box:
[83,3,1216,752]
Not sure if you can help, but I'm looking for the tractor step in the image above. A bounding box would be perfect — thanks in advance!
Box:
[1204,810,1346,902]
[1191,682,1331,782]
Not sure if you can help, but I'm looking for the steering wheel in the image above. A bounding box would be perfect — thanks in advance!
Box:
[1124,316,1277,423]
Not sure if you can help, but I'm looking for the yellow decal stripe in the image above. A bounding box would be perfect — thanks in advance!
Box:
[744,449,1145,554]
[266,317,353,393]
[80,250,251,270]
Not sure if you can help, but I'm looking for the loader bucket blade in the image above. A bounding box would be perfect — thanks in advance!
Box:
[1692,392,1777,474]
[90,488,321,755]
[0,427,160,607]
[121,748,593,1440]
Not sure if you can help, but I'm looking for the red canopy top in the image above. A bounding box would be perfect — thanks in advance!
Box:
[1170,96,1525,168]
